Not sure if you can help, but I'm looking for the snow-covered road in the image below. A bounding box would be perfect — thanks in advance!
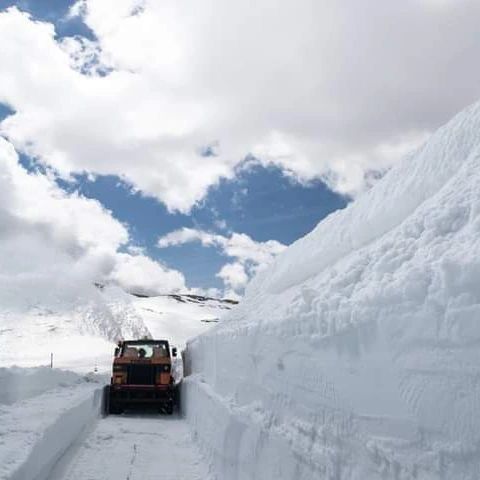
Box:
[51,414,212,480]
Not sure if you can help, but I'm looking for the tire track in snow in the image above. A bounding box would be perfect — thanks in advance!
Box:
[51,415,212,480]
[126,443,138,480]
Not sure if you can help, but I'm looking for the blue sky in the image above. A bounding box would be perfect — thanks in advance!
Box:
[1,0,94,37]
[0,86,347,294]
[4,0,477,296]
[63,167,347,290]
[0,0,350,295]
[5,110,348,290]
[4,117,348,291]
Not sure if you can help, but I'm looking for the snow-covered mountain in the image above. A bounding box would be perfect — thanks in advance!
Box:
[0,287,235,373]
[184,101,480,479]
[0,286,148,372]
[130,293,237,349]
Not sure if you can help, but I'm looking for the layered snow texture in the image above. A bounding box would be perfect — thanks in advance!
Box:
[0,367,103,480]
[184,101,480,479]
[0,366,83,405]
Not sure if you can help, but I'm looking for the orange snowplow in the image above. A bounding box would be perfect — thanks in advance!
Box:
[103,339,178,415]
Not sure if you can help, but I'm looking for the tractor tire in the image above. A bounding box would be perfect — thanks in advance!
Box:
[103,385,123,415]
[174,383,181,410]
[109,403,123,415]
[102,385,111,416]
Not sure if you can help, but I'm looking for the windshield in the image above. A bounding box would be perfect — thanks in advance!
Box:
[121,342,169,359]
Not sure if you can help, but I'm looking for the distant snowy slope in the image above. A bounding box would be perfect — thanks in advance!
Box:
[0,287,234,373]
[0,286,149,372]
[184,101,480,479]
[131,294,236,348]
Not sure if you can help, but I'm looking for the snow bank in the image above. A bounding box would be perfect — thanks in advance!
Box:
[257,101,480,297]
[0,368,103,480]
[184,101,480,479]
[0,366,82,405]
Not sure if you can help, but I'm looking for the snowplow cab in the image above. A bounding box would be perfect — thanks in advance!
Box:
[104,339,178,415]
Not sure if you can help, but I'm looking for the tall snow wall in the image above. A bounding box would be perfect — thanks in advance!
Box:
[184,101,480,480]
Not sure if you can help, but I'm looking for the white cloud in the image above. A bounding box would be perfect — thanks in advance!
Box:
[0,136,123,307]
[214,219,228,231]
[0,2,479,211]
[217,262,249,292]
[223,233,287,268]
[0,7,232,213]
[109,253,187,296]
[0,137,188,307]
[158,228,214,248]
[158,228,286,266]
[158,228,220,249]
[0,138,127,258]
[158,227,286,294]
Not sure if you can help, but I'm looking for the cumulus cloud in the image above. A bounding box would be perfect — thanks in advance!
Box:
[0,137,119,306]
[0,137,188,307]
[158,228,286,293]
[217,263,249,292]
[0,1,479,211]
[0,7,231,213]
[109,253,187,296]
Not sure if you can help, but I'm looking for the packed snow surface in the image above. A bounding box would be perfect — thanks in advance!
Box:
[50,415,212,480]
[185,101,480,479]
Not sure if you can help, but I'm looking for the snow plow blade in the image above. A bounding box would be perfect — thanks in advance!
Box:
[104,383,178,415]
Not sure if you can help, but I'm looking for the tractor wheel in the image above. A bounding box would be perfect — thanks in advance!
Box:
[109,403,123,415]
[159,402,174,415]
[174,383,181,409]
[104,385,123,414]
[102,385,110,416]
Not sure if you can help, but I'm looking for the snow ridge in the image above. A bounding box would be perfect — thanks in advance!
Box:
[254,102,480,296]
[184,100,480,479]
